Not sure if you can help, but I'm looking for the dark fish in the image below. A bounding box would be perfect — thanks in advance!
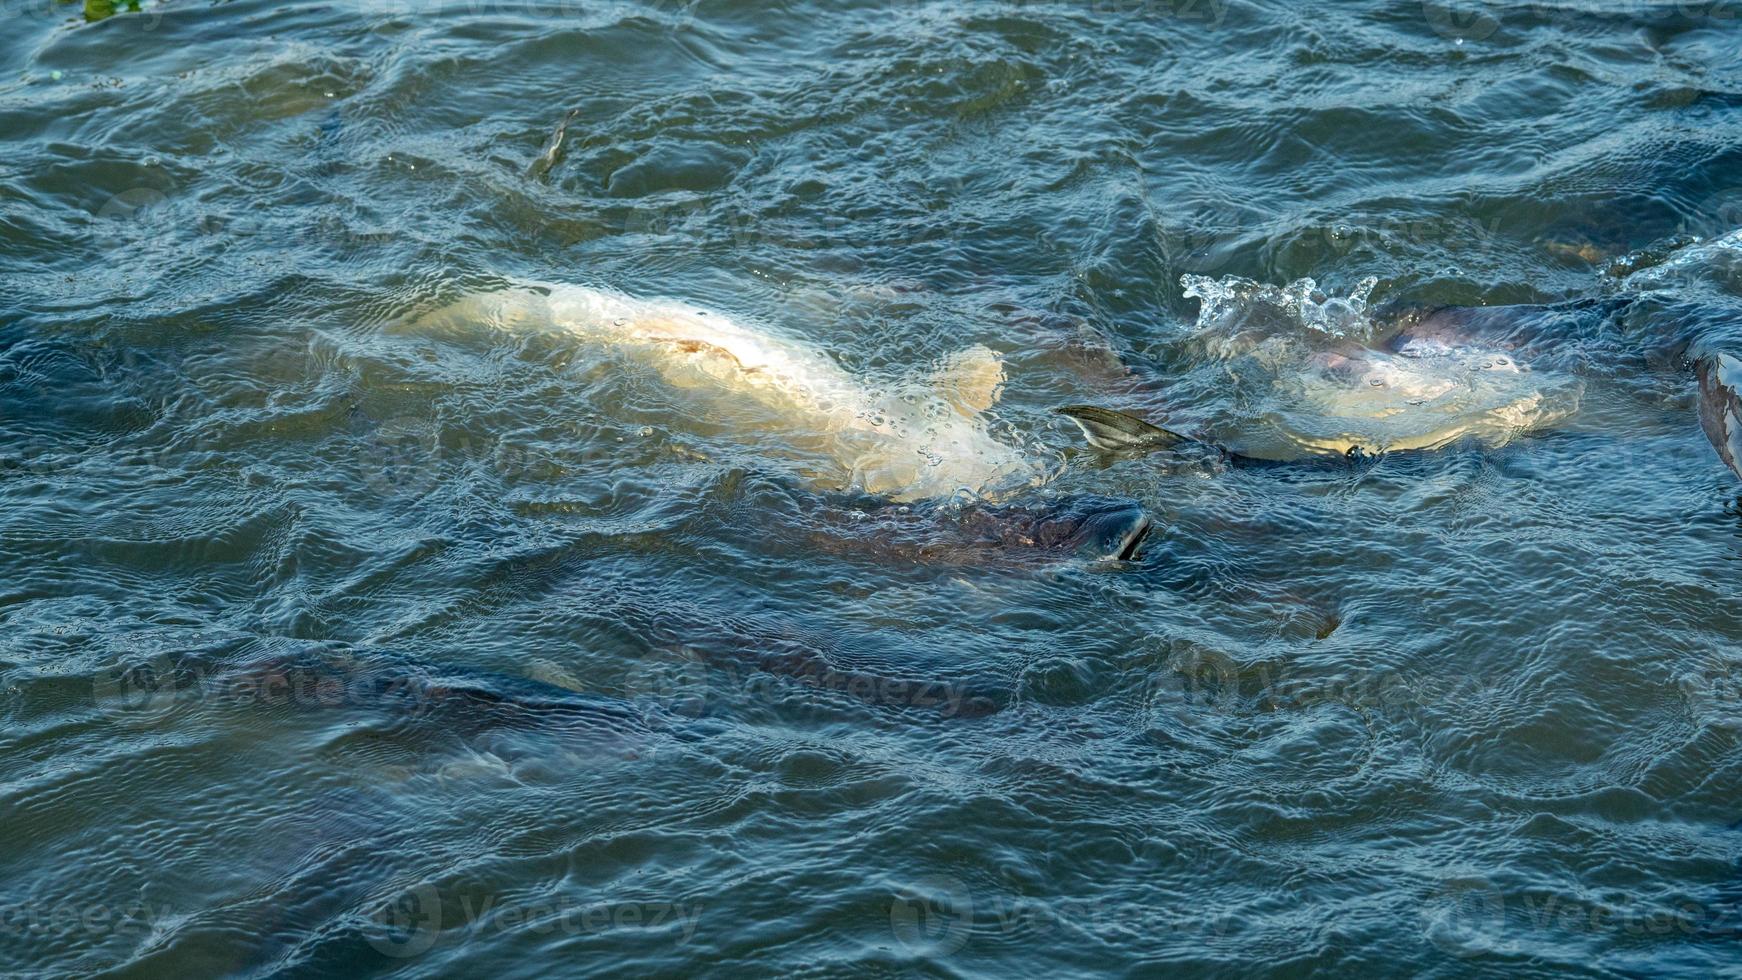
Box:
[803,492,1156,565]
[1698,353,1742,481]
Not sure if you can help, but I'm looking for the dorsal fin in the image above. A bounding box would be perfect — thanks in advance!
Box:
[933,345,1005,416]
[1055,405,1190,452]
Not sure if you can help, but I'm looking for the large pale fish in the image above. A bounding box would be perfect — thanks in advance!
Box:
[410,282,1048,503]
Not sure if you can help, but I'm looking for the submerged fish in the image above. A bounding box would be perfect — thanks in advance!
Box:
[801,492,1154,565]
[412,282,1046,503]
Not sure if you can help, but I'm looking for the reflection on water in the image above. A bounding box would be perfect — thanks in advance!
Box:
[3,0,1742,976]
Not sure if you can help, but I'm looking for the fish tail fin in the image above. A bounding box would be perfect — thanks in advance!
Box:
[1054,405,1191,452]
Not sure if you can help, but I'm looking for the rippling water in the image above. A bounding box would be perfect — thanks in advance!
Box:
[5,1,1742,976]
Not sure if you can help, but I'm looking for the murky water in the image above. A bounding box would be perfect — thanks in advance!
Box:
[4,1,1742,976]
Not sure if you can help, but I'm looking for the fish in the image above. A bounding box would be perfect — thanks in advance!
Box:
[408,282,1049,503]
[1698,353,1742,481]
[795,491,1154,566]
[1395,301,1742,483]
[1062,293,1742,493]
[1056,286,1590,463]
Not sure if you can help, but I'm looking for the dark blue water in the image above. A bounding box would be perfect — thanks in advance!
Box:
[4,1,1742,976]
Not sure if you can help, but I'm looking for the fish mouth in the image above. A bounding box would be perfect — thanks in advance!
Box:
[1112,514,1152,561]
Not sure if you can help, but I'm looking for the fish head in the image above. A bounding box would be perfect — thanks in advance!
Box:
[988,495,1154,562]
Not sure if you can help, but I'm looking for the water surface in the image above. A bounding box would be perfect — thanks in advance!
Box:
[4,1,1742,976]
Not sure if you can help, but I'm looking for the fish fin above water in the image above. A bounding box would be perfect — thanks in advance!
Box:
[1697,353,1742,481]
[933,344,1005,416]
[526,108,579,180]
[1055,405,1190,452]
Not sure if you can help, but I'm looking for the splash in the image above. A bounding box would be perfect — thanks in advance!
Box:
[1180,273,1382,344]
[1604,228,1742,293]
